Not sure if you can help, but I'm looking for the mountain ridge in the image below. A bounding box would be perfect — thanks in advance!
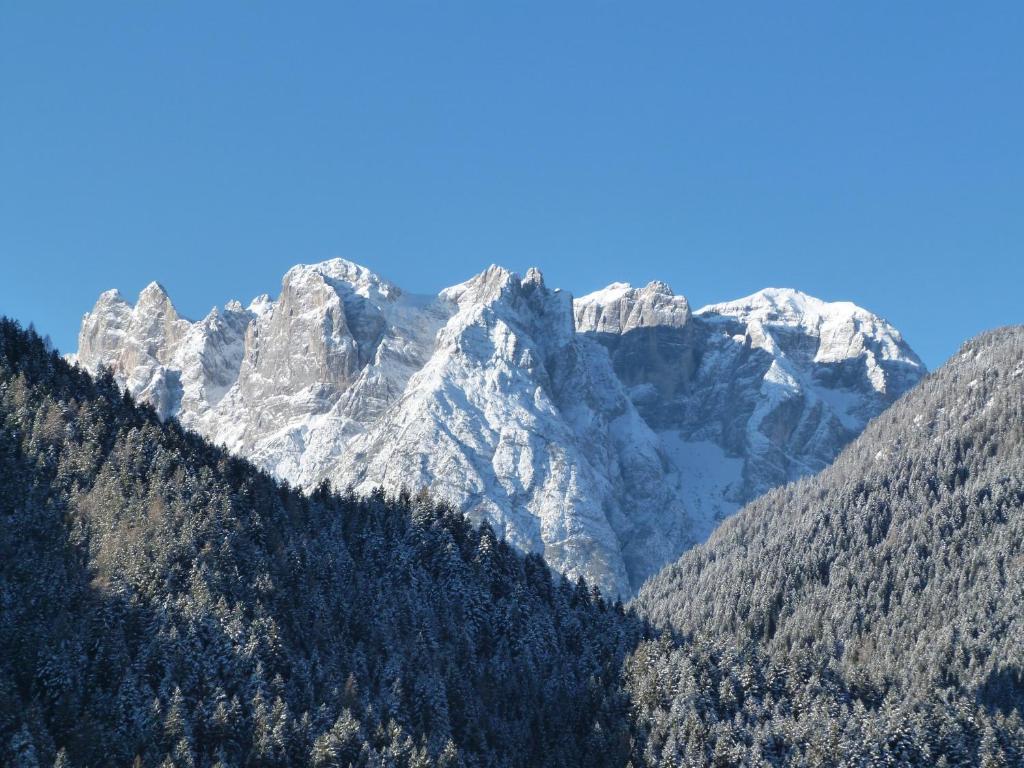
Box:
[6,316,1019,766]
[73,258,926,596]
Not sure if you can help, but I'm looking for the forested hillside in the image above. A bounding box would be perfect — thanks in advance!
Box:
[2,318,1021,767]
[632,326,1024,764]
[0,319,642,767]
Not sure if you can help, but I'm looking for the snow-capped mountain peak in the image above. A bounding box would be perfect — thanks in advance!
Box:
[285,257,401,304]
[138,279,173,302]
[439,264,518,306]
[699,286,884,336]
[74,262,926,596]
[698,286,924,392]
[575,280,691,334]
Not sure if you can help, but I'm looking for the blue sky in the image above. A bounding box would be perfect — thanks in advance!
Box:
[1,2,1021,368]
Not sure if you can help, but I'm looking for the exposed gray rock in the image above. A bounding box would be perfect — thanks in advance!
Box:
[74,262,926,596]
[576,284,926,532]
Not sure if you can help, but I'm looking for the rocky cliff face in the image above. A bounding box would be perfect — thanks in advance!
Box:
[74,260,925,596]
[574,281,697,413]
[575,285,927,536]
[328,266,692,593]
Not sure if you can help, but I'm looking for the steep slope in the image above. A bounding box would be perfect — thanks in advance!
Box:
[636,326,1024,710]
[8,317,1018,767]
[206,260,450,484]
[576,284,925,533]
[75,282,196,419]
[75,260,926,596]
[0,318,644,768]
[332,267,692,595]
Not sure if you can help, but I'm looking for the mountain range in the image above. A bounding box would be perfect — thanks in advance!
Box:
[4,316,1020,766]
[72,259,925,595]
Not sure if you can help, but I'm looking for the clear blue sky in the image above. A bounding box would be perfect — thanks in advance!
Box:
[2,3,1021,368]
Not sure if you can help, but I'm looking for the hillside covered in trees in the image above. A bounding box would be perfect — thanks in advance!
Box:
[0,319,643,767]
[1,317,1022,767]
[633,326,1024,764]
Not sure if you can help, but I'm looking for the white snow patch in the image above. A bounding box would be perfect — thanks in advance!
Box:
[659,433,743,541]
[575,282,634,306]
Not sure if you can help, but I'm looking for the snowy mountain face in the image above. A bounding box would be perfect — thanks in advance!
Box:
[574,284,926,538]
[74,260,925,596]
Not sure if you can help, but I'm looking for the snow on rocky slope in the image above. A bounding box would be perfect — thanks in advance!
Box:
[74,260,925,596]
[574,283,926,541]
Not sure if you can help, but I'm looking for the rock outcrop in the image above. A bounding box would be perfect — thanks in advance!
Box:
[74,261,926,596]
